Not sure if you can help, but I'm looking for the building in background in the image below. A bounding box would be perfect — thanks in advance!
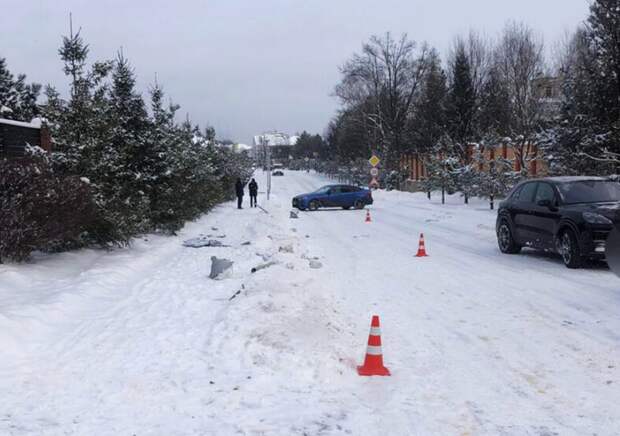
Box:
[233,143,252,154]
[252,131,298,164]
[532,76,562,118]
[0,118,51,159]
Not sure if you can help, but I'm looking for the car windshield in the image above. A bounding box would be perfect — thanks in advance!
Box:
[313,186,331,194]
[557,180,620,204]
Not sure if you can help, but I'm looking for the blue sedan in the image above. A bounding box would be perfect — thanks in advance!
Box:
[292,185,373,211]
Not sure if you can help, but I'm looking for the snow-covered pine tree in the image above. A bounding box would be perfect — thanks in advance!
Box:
[47,27,114,178]
[420,137,460,204]
[0,57,41,121]
[471,153,522,210]
[588,0,620,127]
[101,52,152,235]
[38,24,253,249]
[541,0,620,174]
[0,58,12,115]
[453,161,479,204]
[144,83,183,232]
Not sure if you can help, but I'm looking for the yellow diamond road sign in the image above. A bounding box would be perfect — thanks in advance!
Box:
[369,155,380,167]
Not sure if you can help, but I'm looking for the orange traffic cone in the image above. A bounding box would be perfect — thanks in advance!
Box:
[415,233,428,257]
[357,315,390,376]
[365,210,372,223]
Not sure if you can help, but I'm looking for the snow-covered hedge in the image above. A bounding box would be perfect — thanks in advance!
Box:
[0,153,100,262]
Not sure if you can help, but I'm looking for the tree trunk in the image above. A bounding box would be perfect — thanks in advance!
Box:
[427,190,431,200]
[441,186,445,204]
[464,193,469,204]
[490,195,494,210]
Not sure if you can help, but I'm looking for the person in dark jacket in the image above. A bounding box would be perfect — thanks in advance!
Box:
[248,178,258,207]
[235,178,244,209]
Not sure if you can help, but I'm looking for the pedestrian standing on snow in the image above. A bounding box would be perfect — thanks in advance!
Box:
[235,178,244,209]
[248,178,258,208]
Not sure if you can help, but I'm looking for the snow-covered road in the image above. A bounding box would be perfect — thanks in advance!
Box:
[1,170,618,435]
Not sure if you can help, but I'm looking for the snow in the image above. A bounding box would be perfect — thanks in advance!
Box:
[0,117,41,129]
[1,170,619,435]
[29,117,44,128]
[546,176,608,182]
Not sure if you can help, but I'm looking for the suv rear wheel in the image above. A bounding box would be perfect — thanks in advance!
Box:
[497,221,522,254]
[560,229,583,269]
[354,199,364,209]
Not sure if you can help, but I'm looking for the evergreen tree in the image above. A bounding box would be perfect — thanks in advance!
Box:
[293,131,328,159]
[98,52,152,234]
[420,136,461,204]
[446,42,476,157]
[541,1,620,174]
[4,24,253,260]
[0,57,41,121]
[325,107,372,163]
[410,49,447,153]
[588,0,620,125]
[471,153,523,209]
[445,43,479,203]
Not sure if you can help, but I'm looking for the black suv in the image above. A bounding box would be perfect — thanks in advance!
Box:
[496,177,620,268]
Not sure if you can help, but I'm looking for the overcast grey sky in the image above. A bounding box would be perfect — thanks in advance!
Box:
[1,0,589,144]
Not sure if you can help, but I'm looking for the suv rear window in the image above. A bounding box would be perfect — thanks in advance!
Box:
[535,183,556,203]
[516,182,537,203]
[558,180,620,204]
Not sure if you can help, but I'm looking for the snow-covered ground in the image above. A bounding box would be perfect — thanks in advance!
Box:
[1,170,618,436]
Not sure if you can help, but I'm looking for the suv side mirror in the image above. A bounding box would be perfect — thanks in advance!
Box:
[537,199,558,211]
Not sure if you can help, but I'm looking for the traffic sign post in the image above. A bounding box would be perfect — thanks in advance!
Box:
[369,155,380,188]
[369,155,381,167]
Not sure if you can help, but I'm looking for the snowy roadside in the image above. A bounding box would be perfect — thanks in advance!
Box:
[0,171,356,435]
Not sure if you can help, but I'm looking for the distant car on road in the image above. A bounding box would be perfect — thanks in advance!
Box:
[496,176,620,268]
[292,184,373,211]
[272,170,284,176]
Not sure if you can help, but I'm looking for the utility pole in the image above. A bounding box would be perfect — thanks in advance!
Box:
[262,135,271,201]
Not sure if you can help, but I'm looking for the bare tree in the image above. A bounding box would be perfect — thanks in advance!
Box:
[495,22,546,173]
[334,33,428,170]
[466,31,491,112]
